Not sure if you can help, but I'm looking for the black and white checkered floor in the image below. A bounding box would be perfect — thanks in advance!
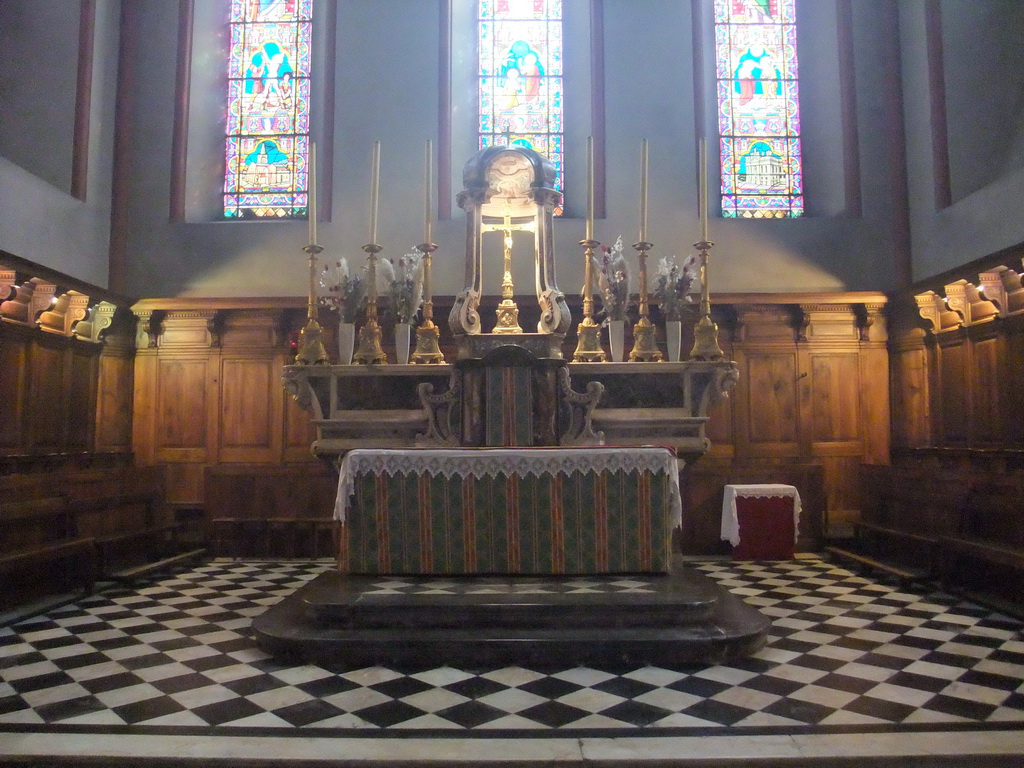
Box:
[1,557,1022,763]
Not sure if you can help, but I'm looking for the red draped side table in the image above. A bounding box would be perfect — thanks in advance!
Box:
[721,484,801,560]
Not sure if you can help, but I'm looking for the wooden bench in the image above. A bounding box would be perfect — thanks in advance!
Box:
[0,497,97,609]
[76,491,207,581]
[935,484,1024,612]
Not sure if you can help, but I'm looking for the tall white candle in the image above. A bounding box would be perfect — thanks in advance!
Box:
[585,136,594,241]
[308,142,317,246]
[424,139,433,244]
[369,141,380,244]
[639,139,649,243]
[699,137,709,242]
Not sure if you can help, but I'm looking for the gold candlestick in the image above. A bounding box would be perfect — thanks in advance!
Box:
[295,244,329,365]
[410,242,445,364]
[628,240,662,362]
[689,239,724,360]
[352,243,387,365]
[572,239,606,362]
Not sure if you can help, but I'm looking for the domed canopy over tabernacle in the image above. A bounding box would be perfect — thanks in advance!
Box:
[449,144,569,357]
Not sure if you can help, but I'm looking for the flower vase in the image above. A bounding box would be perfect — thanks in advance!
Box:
[395,322,412,365]
[337,322,355,365]
[608,319,625,362]
[666,319,682,362]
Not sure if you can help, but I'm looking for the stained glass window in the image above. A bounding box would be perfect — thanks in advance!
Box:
[224,0,312,219]
[715,0,803,218]
[478,0,564,214]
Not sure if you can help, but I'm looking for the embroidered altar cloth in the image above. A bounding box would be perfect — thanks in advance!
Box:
[335,447,681,575]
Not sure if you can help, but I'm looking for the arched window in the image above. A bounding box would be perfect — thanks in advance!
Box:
[715,0,803,218]
[223,0,312,219]
[478,0,564,214]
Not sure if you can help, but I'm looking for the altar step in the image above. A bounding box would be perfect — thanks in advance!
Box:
[252,565,770,669]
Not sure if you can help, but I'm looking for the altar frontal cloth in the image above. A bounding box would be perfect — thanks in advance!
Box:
[336,448,681,575]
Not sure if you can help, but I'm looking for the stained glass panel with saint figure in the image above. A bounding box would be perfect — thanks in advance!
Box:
[224,0,312,219]
[715,0,803,217]
[479,0,564,214]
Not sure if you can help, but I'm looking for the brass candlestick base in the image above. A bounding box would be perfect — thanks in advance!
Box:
[689,239,724,360]
[573,317,606,362]
[353,243,388,365]
[690,314,724,360]
[353,320,387,365]
[296,243,329,365]
[629,316,662,362]
[295,318,329,365]
[573,238,606,362]
[410,241,445,364]
[411,321,445,364]
[628,240,662,362]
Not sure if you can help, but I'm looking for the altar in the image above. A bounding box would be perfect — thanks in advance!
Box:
[336,446,680,575]
[253,142,769,667]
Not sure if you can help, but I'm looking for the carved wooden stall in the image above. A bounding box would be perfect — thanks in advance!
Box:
[0,257,201,613]
[834,255,1024,614]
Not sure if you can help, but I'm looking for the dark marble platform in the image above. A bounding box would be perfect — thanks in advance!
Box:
[252,562,770,669]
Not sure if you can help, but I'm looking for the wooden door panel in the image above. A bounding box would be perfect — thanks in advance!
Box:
[744,354,799,445]
[156,358,208,450]
[28,344,66,451]
[0,334,27,450]
[809,353,859,442]
[938,341,969,444]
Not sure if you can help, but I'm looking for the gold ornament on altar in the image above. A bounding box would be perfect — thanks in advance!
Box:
[295,142,329,365]
[411,139,445,364]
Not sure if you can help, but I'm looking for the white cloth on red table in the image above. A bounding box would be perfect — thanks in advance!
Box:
[721,484,801,546]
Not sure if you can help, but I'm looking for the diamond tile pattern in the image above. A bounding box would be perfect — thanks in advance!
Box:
[1,559,1022,732]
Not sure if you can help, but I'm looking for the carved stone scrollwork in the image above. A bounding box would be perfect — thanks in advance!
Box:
[555,367,604,446]
[0,270,15,302]
[914,290,948,333]
[37,290,89,336]
[944,279,997,326]
[0,277,54,325]
[73,301,116,342]
[135,309,163,348]
[282,369,313,413]
[416,375,462,446]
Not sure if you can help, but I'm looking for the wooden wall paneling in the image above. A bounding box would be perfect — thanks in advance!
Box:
[735,350,801,455]
[154,356,213,461]
[1005,316,1024,447]
[936,332,970,445]
[968,327,1002,446]
[95,349,134,452]
[27,336,70,452]
[218,309,286,464]
[0,325,28,451]
[218,354,281,463]
[807,352,861,443]
[132,349,158,466]
[284,385,317,462]
[67,345,100,451]
[890,340,930,448]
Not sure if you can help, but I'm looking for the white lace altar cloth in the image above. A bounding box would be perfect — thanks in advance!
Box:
[335,447,681,526]
[720,484,801,547]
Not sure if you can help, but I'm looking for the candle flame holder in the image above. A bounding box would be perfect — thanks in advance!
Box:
[572,238,606,362]
[295,243,329,365]
[628,240,662,362]
[689,239,724,360]
[353,243,388,365]
[410,241,445,364]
